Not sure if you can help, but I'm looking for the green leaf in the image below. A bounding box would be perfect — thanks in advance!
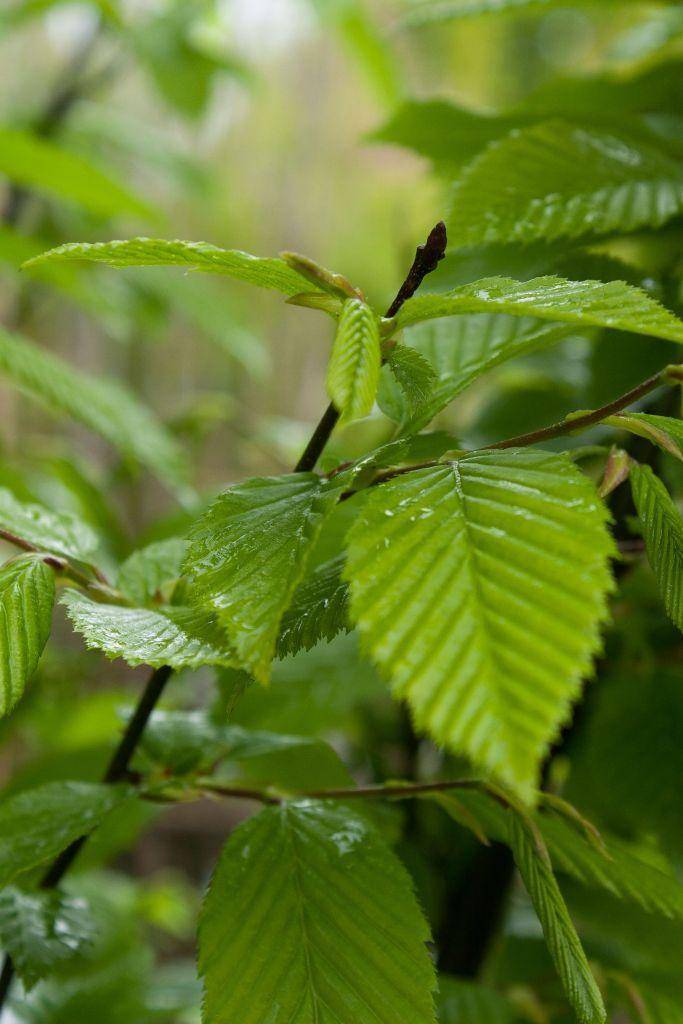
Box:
[605,412,683,462]
[277,554,350,658]
[184,474,343,682]
[568,669,683,856]
[0,326,192,501]
[389,275,683,343]
[509,812,606,1024]
[327,298,382,422]
[448,122,683,249]
[60,589,234,671]
[23,238,321,297]
[0,781,130,888]
[346,451,614,798]
[0,556,55,718]
[198,800,436,1024]
[378,314,575,431]
[0,125,153,220]
[0,887,95,991]
[385,344,438,415]
[437,790,683,920]
[630,463,683,630]
[371,100,518,165]
[140,711,351,787]
[0,487,99,561]
[116,538,187,607]
[437,977,514,1023]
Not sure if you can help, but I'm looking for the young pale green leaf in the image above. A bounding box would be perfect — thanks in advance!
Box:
[198,800,436,1024]
[327,297,382,422]
[379,314,574,431]
[116,537,187,607]
[61,589,234,670]
[0,126,154,220]
[0,556,55,718]
[280,251,362,299]
[437,977,514,1024]
[0,326,192,500]
[605,413,683,462]
[0,487,98,561]
[184,474,342,682]
[0,781,130,887]
[509,812,606,1024]
[277,554,350,658]
[388,276,683,343]
[0,887,95,991]
[346,451,614,799]
[23,238,320,297]
[630,463,683,630]
[448,122,683,249]
[385,344,438,415]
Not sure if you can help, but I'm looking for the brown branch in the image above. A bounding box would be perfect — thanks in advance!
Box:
[294,222,448,473]
[366,361,681,489]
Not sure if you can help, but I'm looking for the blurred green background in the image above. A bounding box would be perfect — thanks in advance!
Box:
[1,2,683,1021]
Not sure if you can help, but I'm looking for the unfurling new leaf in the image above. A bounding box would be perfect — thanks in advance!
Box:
[327,297,382,422]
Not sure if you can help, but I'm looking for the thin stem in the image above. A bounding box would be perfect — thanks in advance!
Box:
[294,222,448,473]
[198,776,502,806]
[0,666,173,1009]
[486,367,669,451]
[0,527,123,602]
[369,361,679,487]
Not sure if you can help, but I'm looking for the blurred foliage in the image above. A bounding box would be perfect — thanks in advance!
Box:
[1,1,683,1022]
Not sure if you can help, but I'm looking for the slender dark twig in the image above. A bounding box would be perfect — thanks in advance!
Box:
[294,221,448,473]
[0,666,173,1010]
[367,361,680,489]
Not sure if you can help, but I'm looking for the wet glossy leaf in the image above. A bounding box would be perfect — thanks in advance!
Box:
[448,122,683,248]
[61,590,234,670]
[184,474,343,682]
[0,556,55,718]
[0,887,95,991]
[0,487,98,561]
[389,275,683,343]
[24,239,319,297]
[346,451,614,798]
[0,782,130,887]
[198,801,436,1024]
